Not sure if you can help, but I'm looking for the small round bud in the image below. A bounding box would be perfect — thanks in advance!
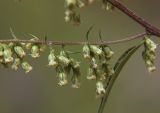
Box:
[142,51,156,72]
[14,46,26,58]
[11,58,21,70]
[48,49,58,67]
[71,62,81,88]
[65,0,77,7]
[90,45,103,56]
[64,16,71,22]
[103,46,114,59]
[145,37,157,52]
[91,57,98,69]
[21,61,33,73]
[96,81,105,97]
[3,45,13,63]
[30,45,40,58]
[57,72,68,86]
[8,42,14,48]
[20,43,26,47]
[58,50,71,66]
[83,44,90,59]
[87,67,96,80]
[25,43,32,50]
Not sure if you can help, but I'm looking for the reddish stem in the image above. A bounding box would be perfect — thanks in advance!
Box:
[108,0,160,37]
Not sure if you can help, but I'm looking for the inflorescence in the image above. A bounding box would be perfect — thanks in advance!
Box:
[0,34,157,97]
[64,0,114,25]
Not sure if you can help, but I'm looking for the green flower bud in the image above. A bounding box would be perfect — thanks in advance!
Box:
[71,77,80,88]
[8,42,14,48]
[90,45,103,56]
[11,58,21,70]
[144,37,157,52]
[64,10,72,22]
[57,72,68,86]
[96,81,105,97]
[21,61,33,73]
[14,46,26,58]
[87,67,96,80]
[91,57,98,69]
[58,51,71,66]
[83,44,90,59]
[58,56,71,66]
[65,0,84,9]
[30,45,40,58]
[20,42,26,47]
[71,62,81,88]
[145,60,156,72]
[104,47,114,59]
[142,51,156,72]
[48,49,58,67]
[3,45,13,63]
[25,43,32,50]
[65,0,77,8]
[145,50,156,60]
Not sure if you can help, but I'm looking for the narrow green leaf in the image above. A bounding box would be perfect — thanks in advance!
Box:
[98,42,144,113]
[113,46,136,70]
[85,25,94,41]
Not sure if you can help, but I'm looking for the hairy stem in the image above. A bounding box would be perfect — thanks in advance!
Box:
[0,32,147,45]
[107,0,160,37]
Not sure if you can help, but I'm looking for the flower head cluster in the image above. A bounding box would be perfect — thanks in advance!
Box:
[83,43,114,97]
[142,36,157,72]
[48,47,81,88]
[64,0,85,25]
[64,0,115,25]
[0,42,32,73]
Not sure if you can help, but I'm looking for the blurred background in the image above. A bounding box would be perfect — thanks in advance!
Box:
[0,0,160,113]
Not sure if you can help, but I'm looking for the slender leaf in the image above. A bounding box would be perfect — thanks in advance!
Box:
[98,42,144,113]
[85,25,94,41]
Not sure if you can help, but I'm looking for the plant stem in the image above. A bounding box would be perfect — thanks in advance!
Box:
[107,0,160,37]
[0,32,147,45]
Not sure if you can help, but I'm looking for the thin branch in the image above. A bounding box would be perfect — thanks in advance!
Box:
[107,0,160,37]
[0,32,147,45]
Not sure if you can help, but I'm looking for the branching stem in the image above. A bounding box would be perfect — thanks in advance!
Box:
[107,0,160,37]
